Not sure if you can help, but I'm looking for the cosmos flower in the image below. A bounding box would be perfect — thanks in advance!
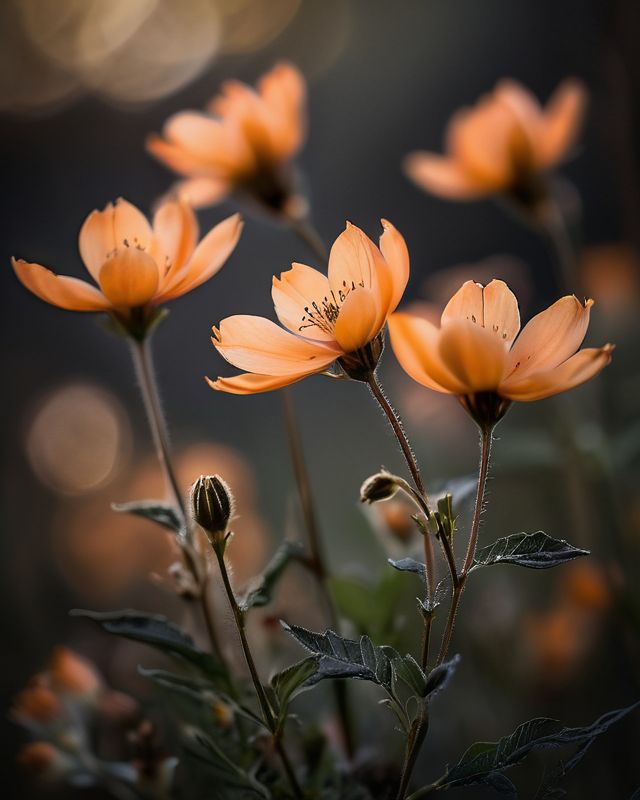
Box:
[208,220,409,394]
[389,279,612,428]
[12,198,242,338]
[405,79,586,212]
[147,62,306,216]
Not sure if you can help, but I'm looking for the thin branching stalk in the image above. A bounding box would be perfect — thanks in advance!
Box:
[129,336,223,662]
[214,547,303,799]
[288,215,330,263]
[540,199,580,296]
[436,425,493,667]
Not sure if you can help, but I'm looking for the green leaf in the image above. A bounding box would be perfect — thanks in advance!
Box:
[71,609,222,677]
[429,701,639,796]
[281,623,434,699]
[184,727,269,798]
[111,500,183,534]
[270,656,320,728]
[388,558,426,582]
[472,531,589,571]
[423,655,460,699]
[240,541,303,611]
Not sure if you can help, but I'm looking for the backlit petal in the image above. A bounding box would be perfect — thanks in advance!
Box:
[333,288,379,353]
[272,262,334,341]
[213,315,339,376]
[98,249,159,309]
[388,312,464,393]
[438,318,508,392]
[404,153,487,199]
[206,371,311,395]
[172,176,231,208]
[482,279,520,346]
[501,345,613,401]
[258,62,306,159]
[12,258,111,312]
[379,219,410,313]
[538,79,587,168]
[146,134,211,176]
[506,295,592,380]
[152,199,198,291]
[441,280,484,326]
[158,213,242,302]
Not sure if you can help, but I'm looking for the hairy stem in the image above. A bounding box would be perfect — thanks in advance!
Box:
[215,548,303,798]
[395,708,430,800]
[436,425,493,666]
[129,336,222,661]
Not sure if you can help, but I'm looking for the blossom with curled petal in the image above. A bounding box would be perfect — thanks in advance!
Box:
[404,79,586,212]
[147,62,306,217]
[208,220,409,394]
[12,198,242,338]
[389,280,613,428]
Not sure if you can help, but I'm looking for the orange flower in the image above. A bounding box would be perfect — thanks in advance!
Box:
[208,220,409,394]
[17,742,69,777]
[12,198,242,338]
[12,680,61,724]
[49,647,102,697]
[389,280,612,428]
[405,79,586,210]
[147,62,306,216]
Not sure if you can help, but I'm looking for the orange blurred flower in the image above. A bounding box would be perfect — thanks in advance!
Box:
[580,243,640,315]
[147,62,306,216]
[17,742,69,777]
[12,680,61,724]
[405,79,586,212]
[208,220,409,393]
[12,197,242,338]
[389,279,612,427]
[49,647,102,697]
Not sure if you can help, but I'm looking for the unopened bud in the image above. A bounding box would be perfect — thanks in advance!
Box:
[12,680,60,724]
[17,742,72,780]
[360,471,400,504]
[49,647,102,699]
[191,475,233,545]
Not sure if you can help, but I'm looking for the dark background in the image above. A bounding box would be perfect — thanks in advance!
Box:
[2,1,640,797]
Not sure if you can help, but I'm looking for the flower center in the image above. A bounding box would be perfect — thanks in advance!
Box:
[299,279,365,336]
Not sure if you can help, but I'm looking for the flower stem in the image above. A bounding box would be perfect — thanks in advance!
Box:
[367,374,436,612]
[281,388,355,760]
[541,199,580,296]
[435,425,493,666]
[214,547,303,799]
[129,336,222,662]
[288,215,329,263]
[395,707,430,800]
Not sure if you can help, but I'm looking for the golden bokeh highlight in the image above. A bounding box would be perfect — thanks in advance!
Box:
[25,383,131,496]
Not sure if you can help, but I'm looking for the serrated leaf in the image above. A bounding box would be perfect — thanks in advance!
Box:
[111,500,183,534]
[281,623,433,700]
[71,609,223,678]
[240,541,303,610]
[270,656,319,726]
[434,702,639,794]
[472,531,589,571]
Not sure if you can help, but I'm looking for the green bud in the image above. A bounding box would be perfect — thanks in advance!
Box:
[191,475,234,545]
[360,471,400,504]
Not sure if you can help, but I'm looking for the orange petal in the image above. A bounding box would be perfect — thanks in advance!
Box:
[506,295,592,381]
[328,222,393,329]
[538,79,587,168]
[441,280,484,326]
[171,176,231,208]
[206,371,311,395]
[146,134,211,176]
[272,262,334,341]
[482,279,520,346]
[79,199,153,281]
[98,249,159,308]
[379,219,410,313]
[501,345,613,401]
[152,199,198,290]
[333,287,379,352]
[163,111,252,175]
[388,312,463,393]
[404,152,487,199]
[213,315,339,376]
[494,79,544,150]
[158,213,242,302]
[447,98,519,188]
[258,62,306,159]
[438,318,508,392]
[12,258,111,312]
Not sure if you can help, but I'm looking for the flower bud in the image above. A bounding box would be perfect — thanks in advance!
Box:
[360,471,401,504]
[17,742,73,779]
[12,680,60,724]
[49,647,102,699]
[191,475,234,544]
